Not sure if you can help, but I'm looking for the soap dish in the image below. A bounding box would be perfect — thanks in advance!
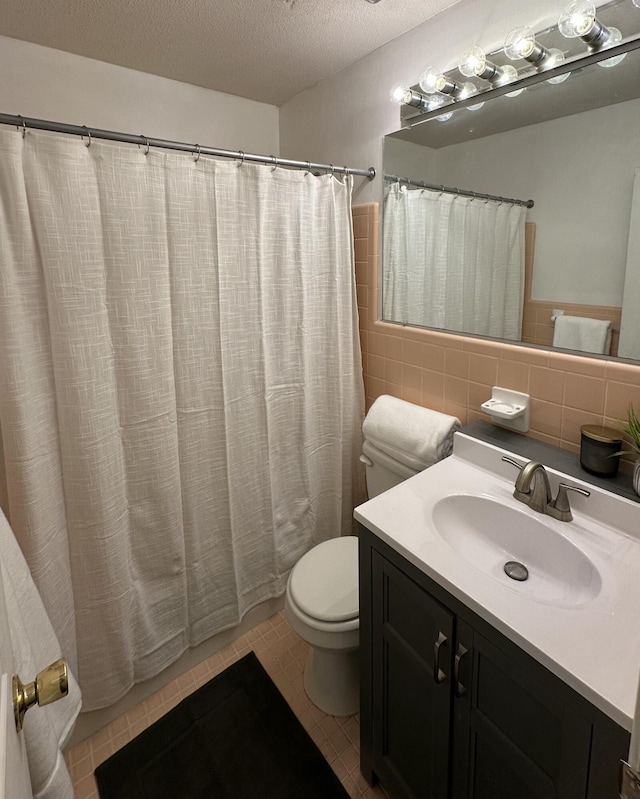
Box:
[480,398,526,419]
[480,387,530,433]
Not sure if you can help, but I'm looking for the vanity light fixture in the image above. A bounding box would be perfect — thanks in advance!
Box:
[504,26,570,83]
[389,84,430,109]
[428,94,455,121]
[558,0,625,67]
[459,46,517,86]
[418,66,476,100]
[504,26,564,70]
[458,46,524,97]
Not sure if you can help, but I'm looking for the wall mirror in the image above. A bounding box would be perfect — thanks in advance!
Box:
[382,0,640,362]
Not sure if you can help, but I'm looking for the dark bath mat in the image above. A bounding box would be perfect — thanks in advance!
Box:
[94,651,350,799]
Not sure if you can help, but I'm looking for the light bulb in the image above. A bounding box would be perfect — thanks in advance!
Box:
[458,82,478,101]
[545,49,571,83]
[390,85,411,105]
[428,95,454,121]
[498,64,525,97]
[389,85,429,109]
[504,27,537,60]
[456,82,483,110]
[493,63,518,87]
[459,46,487,77]
[419,66,443,94]
[558,0,596,38]
[598,27,626,68]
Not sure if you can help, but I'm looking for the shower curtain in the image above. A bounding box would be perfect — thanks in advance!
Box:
[0,129,364,710]
[383,184,526,339]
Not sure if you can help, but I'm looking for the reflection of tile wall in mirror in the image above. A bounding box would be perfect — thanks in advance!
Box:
[520,223,621,356]
[354,203,640,461]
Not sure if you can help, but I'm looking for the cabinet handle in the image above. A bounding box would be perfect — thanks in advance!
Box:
[433,631,448,684]
[454,643,469,696]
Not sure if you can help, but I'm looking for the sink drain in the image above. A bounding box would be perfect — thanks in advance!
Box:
[504,561,529,581]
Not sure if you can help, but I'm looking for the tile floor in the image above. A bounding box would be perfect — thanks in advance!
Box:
[64,609,387,798]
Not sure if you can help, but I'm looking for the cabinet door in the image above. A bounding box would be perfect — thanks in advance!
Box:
[371,551,454,799]
[452,624,591,799]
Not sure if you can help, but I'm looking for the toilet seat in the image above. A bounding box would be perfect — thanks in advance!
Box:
[288,536,358,623]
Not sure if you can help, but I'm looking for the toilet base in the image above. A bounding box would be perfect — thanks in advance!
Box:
[303,645,359,717]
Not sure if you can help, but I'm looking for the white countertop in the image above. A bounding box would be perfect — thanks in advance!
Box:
[354,432,640,732]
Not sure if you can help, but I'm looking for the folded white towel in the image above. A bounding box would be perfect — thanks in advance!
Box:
[362,395,461,471]
[0,508,81,799]
[552,315,612,355]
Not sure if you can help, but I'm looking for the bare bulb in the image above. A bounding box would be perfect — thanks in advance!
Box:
[419,66,444,94]
[504,27,537,60]
[558,0,596,38]
[545,49,571,83]
[389,85,411,105]
[458,46,487,78]
[598,27,626,68]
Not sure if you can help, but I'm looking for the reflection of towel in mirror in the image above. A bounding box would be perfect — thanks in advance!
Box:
[0,508,81,799]
[552,315,612,355]
[363,394,461,471]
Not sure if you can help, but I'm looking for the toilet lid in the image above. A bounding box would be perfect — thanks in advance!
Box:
[289,536,359,623]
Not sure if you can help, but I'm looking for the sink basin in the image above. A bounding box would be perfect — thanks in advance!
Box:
[431,494,601,607]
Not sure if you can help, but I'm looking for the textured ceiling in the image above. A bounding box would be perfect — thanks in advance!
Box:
[0,0,460,106]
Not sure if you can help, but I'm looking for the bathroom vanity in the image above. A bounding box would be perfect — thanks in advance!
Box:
[355,430,638,799]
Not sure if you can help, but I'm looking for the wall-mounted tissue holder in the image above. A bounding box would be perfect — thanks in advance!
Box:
[480,387,530,433]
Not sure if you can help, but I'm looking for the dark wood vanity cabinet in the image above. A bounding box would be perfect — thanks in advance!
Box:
[358,526,630,799]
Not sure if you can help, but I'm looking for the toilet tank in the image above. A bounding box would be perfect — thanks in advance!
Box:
[360,439,421,499]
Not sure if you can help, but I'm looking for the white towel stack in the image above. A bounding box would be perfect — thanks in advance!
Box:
[552,315,612,355]
[363,395,461,471]
[0,509,81,799]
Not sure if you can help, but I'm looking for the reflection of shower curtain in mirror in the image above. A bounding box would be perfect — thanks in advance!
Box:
[383,184,526,339]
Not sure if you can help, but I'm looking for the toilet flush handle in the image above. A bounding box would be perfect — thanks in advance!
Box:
[359,454,374,467]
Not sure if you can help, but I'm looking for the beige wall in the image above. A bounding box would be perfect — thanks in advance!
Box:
[0,35,279,155]
[354,203,640,461]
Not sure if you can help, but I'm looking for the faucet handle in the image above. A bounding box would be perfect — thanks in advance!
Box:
[551,483,591,520]
[501,456,523,471]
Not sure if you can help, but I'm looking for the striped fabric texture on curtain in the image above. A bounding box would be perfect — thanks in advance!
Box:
[0,129,364,710]
[383,184,526,340]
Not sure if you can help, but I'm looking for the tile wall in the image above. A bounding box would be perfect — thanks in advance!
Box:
[353,203,640,460]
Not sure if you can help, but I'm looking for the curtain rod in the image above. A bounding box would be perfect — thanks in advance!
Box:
[384,173,534,209]
[0,113,376,181]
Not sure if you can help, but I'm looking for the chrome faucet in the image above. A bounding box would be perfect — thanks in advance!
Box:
[502,457,590,521]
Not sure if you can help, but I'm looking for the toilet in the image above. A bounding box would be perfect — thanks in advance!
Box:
[285,435,423,716]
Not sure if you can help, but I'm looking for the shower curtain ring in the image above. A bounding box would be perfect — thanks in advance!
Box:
[469,191,476,202]
[237,150,245,167]
[329,164,335,177]
[304,161,311,176]
[194,144,201,162]
[17,115,26,138]
[139,135,150,156]
[270,155,278,171]
[82,126,92,148]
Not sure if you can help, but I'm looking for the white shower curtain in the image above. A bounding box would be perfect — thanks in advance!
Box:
[383,184,526,339]
[0,129,364,710]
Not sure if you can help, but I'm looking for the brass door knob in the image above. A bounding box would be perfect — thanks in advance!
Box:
[13,659,69,731]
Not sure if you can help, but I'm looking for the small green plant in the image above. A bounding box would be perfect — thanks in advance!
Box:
[617,405,640,457]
